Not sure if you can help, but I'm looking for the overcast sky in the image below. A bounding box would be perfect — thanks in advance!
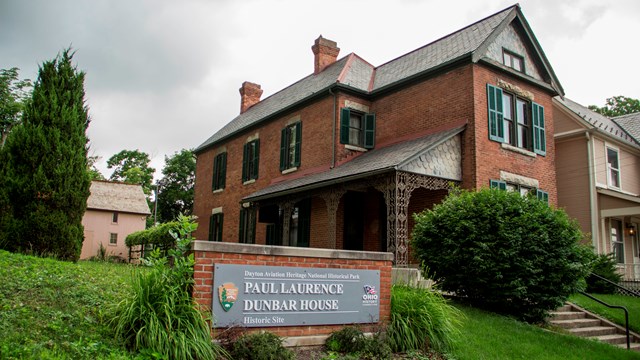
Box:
[2,0,639,179]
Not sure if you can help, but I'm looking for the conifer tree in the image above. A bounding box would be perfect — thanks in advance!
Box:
[0,49,90,261]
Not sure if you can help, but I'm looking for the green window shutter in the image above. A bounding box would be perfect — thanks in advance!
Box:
[490,179,507,190]
[208,214,215,241]
[487,84,504,142]
[532,102,546,156]
[364,113,376,149]
[294,122,302,167]
[211,157,217,190]
[241,143,249,182]
[537,189,549,204]
[266,224,276,245]
[217,214,224,242]
[239,209,246,243]
[340,108,350,144]
[253,139,260,180]
[220,153,227,189]
[279,128,287,171]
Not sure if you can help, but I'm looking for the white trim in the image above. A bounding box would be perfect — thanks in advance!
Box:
[243,179,256,186]
[501,143,536,158]
[499,171,539,188]
[282,167,297,175]
[344,100,370,113]
[211,207,223,215]
[345,144,367,152]
[213,188,224,194]
[605,143,622,190]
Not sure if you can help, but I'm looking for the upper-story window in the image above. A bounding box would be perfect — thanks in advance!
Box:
[212,152,227,191]
[208,212,223,242]
[487,84,545,156]
[280,122,301,171]
[340,108,376,149]
[503,49,524,72]
[112,212,118,223]
[242,139,260,182]
[606,146,621,189]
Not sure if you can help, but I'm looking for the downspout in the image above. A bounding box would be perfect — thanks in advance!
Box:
[329,87,337,169]
[586,131,600,252]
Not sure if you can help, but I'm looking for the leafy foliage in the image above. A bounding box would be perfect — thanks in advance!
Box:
[229,331,294,360]
[586,253,622,294]
[87,154,105,180]
[156,148,195,222]
[125,221,179,248]
[109,215,227,359]
[107,149,155,195]
[411,188,593,322]
[0,67,32,147]
[588,96,640,117]
[0,49,91,261]
[324,327,392,360]
[387,285,462,353]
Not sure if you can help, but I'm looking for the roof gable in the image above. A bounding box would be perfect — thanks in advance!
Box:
[86,181,151,215]
[613,112,640,142]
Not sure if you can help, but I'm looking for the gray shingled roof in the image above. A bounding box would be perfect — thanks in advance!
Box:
[555,97,640,147]
[195,6,521,153]
[243,125,465,202]
[613,112,640,142]
[87,180,151,215]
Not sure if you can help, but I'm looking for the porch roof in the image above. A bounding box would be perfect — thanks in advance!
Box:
[242,124,465,203]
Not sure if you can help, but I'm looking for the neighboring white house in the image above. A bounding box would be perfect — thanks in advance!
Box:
[81,180,150,260]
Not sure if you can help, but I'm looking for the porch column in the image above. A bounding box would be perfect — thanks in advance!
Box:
[281,201,294,246]
[375,175,401,265]
[320,188,346,249]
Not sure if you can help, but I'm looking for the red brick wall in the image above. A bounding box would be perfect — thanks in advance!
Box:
[192,242,393,339]
[471,64,557,205]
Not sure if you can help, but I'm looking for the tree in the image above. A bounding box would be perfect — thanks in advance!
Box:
[107,149,155,195]
[0,67,32,147]
[0,49,91,261]
[155,149,195,223]
[411,188,593,322]
[87,155,105,181]
[588,96,640,117]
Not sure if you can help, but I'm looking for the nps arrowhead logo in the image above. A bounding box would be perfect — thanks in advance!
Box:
[218,283,238,312]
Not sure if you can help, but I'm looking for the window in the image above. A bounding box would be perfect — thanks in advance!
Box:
[112,212,118,223]
[340,108,376,149]
[289,199,310,247]
[487,84,545,155]
[212,152,227,191]
[503,50,524,72]
[239,207,256,244]
[208,213,223,242]
[607,147,621,188]
[109,233,118,245]
[490,179,549,204]
[280,122,301,171]
[611,219,624,264]
[242,139,260,182]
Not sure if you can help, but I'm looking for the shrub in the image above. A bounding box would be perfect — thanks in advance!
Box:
[229,331,294,360]
[109,215,228,360]
[125,220,179,248]
[325,327,391,360]
[586,253,622,294]
[411,188,593,322]
[387,285,462,353]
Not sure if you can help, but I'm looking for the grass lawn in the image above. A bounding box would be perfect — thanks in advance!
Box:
[0,250,136,359]
[448,304,640,360]
[569,293,640,333]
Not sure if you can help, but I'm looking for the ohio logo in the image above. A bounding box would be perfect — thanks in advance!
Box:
[218,282,238,312]
[362,285,378,301]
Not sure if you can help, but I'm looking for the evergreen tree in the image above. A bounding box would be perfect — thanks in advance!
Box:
[0,49,91,261]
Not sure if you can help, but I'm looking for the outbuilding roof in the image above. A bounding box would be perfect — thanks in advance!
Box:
[613,112,640,142]
[86,180,151,215]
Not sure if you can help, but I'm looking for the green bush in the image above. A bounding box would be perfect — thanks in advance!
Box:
[387,285,462,353]
[411,188,593,322]
[324,327,391,360]
[230,331,294,360]
[586,253,622,294]
[125,221,179,248]
[109,216,228,360]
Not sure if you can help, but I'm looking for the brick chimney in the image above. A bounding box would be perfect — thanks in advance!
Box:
[312,35,340,74]
[239,81,263,114]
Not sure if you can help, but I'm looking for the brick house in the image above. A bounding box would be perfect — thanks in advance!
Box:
[81,180,150,260]
[555,99,640,279]
[193,4,562,266]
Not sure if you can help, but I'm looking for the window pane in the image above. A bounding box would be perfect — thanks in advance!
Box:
[503,52,511,66]
[513,57,522,71]
[607,148,620,187]
[502,94,513,120]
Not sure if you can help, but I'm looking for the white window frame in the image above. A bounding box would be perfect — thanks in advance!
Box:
[606,145,621,189]
[109,233,118,246]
